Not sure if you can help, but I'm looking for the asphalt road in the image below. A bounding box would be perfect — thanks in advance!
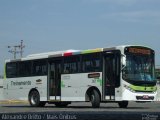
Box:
[0,101,160,113]
[0,102,160,120]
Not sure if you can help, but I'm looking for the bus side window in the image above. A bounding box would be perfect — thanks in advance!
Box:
[82,53,101,73]
[18,61,31,77]
[6,62,17,78]
[92,59,100,72]
[32,60,47,76]
[64,66,69,73]
[63,55,80,74]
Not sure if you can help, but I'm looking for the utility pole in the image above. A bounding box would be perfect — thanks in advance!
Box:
[8,45,20,59]
[20,40,25,58]
[8,40,25,59]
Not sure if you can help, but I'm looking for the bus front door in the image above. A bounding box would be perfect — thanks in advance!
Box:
[48,60,61,100]
[103,51,120,100]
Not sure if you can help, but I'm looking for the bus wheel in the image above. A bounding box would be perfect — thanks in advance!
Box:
[118,101,128,108]
[29,90,46,107]
[90,90,100,108]
[55,102,69,107]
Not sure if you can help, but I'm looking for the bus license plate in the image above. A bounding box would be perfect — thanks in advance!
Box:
[143,95,149,99]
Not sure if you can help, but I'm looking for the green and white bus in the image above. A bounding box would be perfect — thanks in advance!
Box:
[3,45,157,108]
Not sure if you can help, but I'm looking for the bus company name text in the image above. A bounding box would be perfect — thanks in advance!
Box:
[11,81,31,86]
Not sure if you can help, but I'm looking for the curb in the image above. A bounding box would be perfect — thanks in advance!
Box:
[0,100,28,104]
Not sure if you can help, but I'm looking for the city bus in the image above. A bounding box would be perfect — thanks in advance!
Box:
[3,45,157,108]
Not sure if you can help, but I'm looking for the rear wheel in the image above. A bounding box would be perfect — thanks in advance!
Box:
[29,90,46,107]
[118,101,128,108]
[90,90,100,108]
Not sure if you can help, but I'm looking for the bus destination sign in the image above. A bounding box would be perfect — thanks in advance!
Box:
[127,47,151,55]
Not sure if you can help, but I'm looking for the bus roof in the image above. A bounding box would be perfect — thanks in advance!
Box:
[27,49,80,58]
[24,48,104,60]
[5,45,153,62]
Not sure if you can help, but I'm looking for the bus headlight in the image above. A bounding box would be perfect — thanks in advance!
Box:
[124,84,136,93]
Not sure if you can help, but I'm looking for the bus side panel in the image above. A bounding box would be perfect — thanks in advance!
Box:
[3,76,47,101]
[61,73,102,101]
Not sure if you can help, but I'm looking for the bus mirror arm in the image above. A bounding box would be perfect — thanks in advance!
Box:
[121,53,125,57]
[121,64,126,70]
[121,54,126,70]
[121,54,126,69]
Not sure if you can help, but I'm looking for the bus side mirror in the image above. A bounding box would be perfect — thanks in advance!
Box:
[121,54,126,70]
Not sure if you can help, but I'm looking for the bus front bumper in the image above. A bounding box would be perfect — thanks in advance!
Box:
[122,89,157,101]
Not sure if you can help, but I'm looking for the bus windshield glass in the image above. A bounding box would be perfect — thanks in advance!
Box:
[123,47,155,82]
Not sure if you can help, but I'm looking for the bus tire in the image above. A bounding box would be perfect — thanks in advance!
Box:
[29,90,45,107]
[55,102,69,107]
[90,89,100,108]
[118,101,128,108]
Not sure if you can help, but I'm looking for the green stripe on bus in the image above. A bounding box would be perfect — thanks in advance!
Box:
[81,48,102,54]
[96,79,102,86]
[4,64,6,80]
[129,85,157,92]
[61,81,65,88]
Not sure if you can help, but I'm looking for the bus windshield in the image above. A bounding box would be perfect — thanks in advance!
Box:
[123,47,155,83]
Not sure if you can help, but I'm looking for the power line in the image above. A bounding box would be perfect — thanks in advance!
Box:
[8,40,25,59]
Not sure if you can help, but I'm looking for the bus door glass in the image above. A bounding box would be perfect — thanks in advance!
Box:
[48,60,61,100]
[104,50,120,100]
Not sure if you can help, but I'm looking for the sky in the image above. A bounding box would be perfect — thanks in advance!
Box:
[0,0,160,75]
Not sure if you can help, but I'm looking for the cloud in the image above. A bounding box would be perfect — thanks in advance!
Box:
[85,0,160,8]
[87,0,142,6]
[101,10,160,24]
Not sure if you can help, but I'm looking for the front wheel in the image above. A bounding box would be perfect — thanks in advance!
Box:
[118,101,128,108]
[29,90,46,107]
[90,90,100,108]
